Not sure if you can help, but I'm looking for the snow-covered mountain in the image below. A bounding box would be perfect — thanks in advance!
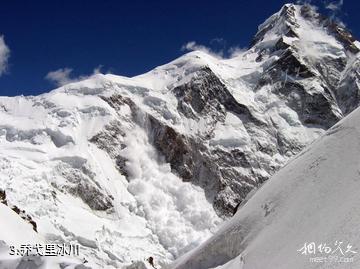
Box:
[171,88,360,269]
[0,3,359,269]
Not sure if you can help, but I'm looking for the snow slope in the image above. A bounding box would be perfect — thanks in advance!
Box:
[0,3,359,269]
[171,104,360,269]
[0,203,86,269]
[0,77,222,268]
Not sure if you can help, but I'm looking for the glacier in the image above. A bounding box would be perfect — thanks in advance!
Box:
[0,3,359,269]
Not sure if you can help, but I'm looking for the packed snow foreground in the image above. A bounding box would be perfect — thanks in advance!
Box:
[0,3,359,269]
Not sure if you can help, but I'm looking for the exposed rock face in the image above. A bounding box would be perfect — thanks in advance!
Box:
[173,67,259,127]
[0,189,38,232]
[52,158,114,211]
[336,57,360,114]
[90,61,349,217]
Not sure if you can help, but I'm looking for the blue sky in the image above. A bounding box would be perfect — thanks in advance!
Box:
[0,0,358,96]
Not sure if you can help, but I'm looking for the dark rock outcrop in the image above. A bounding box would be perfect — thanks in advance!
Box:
[0,189,38,232]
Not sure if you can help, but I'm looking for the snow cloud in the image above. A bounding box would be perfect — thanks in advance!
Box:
[45,68,73,86]
[181,40,245,59]
[324,0,346,27]
[181,41,223,57]
[228,46,247,57]
[325,0,343,11]
[210,38,226,46]
[45,66,103,86]
[0,36,10,76]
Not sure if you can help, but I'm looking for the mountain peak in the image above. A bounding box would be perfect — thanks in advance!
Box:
[251,3,300,47]
[251,3,359,54]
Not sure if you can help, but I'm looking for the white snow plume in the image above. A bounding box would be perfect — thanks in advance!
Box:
[0,35,10,76]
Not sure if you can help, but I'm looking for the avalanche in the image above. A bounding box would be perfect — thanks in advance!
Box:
[0,77,222,268]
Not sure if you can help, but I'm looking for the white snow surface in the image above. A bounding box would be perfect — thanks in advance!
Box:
[0,76,223,268]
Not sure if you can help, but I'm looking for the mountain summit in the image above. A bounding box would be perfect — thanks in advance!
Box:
[0,3,359,269]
